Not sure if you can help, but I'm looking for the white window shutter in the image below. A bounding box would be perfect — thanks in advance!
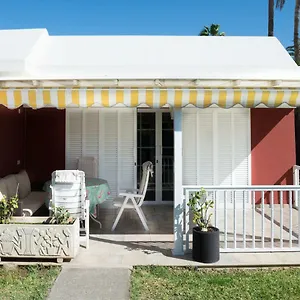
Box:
[118,108,137,192]
[66,108,83,170]
[232,109,250,185]
[182,109,197,185]
[215,109,233,185]
[197,110,214,185]
[99,109,119,198]
[66,108,136,199]
[83,109,99,176]
[182,108,250,190]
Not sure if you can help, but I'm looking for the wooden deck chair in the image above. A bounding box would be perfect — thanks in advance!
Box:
[111,161,154,231]
[50,170,90,249]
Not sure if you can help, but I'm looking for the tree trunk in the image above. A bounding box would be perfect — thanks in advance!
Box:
[268,0,275,36]
[294,0,300,65]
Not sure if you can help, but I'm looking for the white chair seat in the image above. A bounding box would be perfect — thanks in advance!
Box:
[113,197,136,208]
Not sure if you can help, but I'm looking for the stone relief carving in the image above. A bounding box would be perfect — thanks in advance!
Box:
[0,226,72,257]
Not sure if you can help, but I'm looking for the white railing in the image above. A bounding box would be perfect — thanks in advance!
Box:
[183,185,300,253]
[293,165,300,207]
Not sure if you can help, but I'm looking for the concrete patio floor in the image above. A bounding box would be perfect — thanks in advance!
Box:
[66,235,300,269]
[1,205,299,268]
[60,204,300,269]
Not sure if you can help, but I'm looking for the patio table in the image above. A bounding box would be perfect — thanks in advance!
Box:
[43,177,111,215]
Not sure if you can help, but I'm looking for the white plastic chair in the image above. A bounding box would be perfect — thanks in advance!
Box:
[50,170,90,249]
[77,156,97,178]
[111,161,154,231]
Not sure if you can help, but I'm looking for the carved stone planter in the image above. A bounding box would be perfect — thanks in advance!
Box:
[0,217,80,262]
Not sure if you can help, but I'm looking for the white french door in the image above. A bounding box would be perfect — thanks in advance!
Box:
[137,110,174,203]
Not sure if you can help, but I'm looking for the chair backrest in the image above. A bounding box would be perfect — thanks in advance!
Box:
[77,156,97,178]
[50,170,86,219]
[137,161,154,206]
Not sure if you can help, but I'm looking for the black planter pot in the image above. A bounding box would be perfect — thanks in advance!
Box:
[192,226,220,263]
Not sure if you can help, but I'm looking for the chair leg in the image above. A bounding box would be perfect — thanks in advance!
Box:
[131,200,149,231]
[111,197,129,231]
[85,200,90,249]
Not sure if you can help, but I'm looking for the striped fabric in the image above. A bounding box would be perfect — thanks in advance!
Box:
[0,88,300,109]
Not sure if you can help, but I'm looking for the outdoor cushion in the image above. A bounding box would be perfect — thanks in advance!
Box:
[15,170,31,198]
[22,191,46,214]
[3,175,18,199]
[0,178,8,198]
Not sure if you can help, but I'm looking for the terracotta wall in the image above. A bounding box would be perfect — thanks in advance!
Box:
[251,108,296,203]
[0,105,24,177]
[24,108,66,186]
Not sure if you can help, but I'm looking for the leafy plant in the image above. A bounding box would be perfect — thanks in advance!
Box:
[188,188,214,231]
[199,24,225,36]
[47,206,74,225]
[0,194,18,224]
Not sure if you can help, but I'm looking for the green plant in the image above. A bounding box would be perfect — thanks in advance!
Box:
[188,188,214,231]
[0,193,18,224]
[199,24,225,36]
[48,206,74,225]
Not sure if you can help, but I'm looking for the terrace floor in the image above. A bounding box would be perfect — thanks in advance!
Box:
[61,204,300,268]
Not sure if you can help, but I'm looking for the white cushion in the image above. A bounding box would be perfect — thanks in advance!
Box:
[3,175,18,199]
[15,170,31,199]
[0,179,8,198]
[22,191,46,213]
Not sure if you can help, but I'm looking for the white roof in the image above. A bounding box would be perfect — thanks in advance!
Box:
[0,28,299,81]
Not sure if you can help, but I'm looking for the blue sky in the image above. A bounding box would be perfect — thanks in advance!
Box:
[0,0,295,47]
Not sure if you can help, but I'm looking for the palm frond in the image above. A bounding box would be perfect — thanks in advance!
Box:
[276,0,286,10]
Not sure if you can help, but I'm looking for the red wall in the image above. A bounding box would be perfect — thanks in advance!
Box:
[251,108,296,203]
[0,105,24,177]
[25,108,66,185]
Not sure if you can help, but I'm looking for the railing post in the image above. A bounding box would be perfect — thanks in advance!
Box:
[172,108,184,256]
[293,165,299,207]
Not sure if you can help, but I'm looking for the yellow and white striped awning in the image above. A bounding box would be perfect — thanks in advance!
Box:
[0,88,300,109]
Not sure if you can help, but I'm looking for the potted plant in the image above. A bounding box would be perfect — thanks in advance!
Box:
[0,192,80,262]
[188,188,220,263]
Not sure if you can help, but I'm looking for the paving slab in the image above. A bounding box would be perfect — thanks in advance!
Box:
[48,268,130,300]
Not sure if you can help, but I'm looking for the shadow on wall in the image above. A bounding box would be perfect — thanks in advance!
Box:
[251,108,295,187]
[0,105,24,177]
[25,108,66,186]
[0,105,66,186]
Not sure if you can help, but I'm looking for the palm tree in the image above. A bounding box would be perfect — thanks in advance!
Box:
[269,0,286,36]
[294,0,300,64]
[276,0,300,65]
[199,24,225,36]
[286,44,295,59]
[268,0,274,36]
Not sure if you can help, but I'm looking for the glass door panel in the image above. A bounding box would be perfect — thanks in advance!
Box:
[137,112,156,201]
[137,111,174,202]
[161,112,174,201]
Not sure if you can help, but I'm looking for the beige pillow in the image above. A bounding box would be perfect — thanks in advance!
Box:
[15,170,31,199]
[3,175,18,199]
[0,179,8,198]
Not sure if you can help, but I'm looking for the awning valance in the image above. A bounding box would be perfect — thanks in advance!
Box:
[0,88,300,109]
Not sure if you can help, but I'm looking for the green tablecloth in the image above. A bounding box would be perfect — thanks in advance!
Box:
[43,177,111,215]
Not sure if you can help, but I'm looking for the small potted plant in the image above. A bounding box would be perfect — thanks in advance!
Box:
[188,188,220,263]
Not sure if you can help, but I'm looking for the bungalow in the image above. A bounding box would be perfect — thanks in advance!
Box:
[0,28,299,255]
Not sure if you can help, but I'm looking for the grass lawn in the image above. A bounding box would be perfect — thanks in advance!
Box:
[0,265,61,300]
[131,266,300,300]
